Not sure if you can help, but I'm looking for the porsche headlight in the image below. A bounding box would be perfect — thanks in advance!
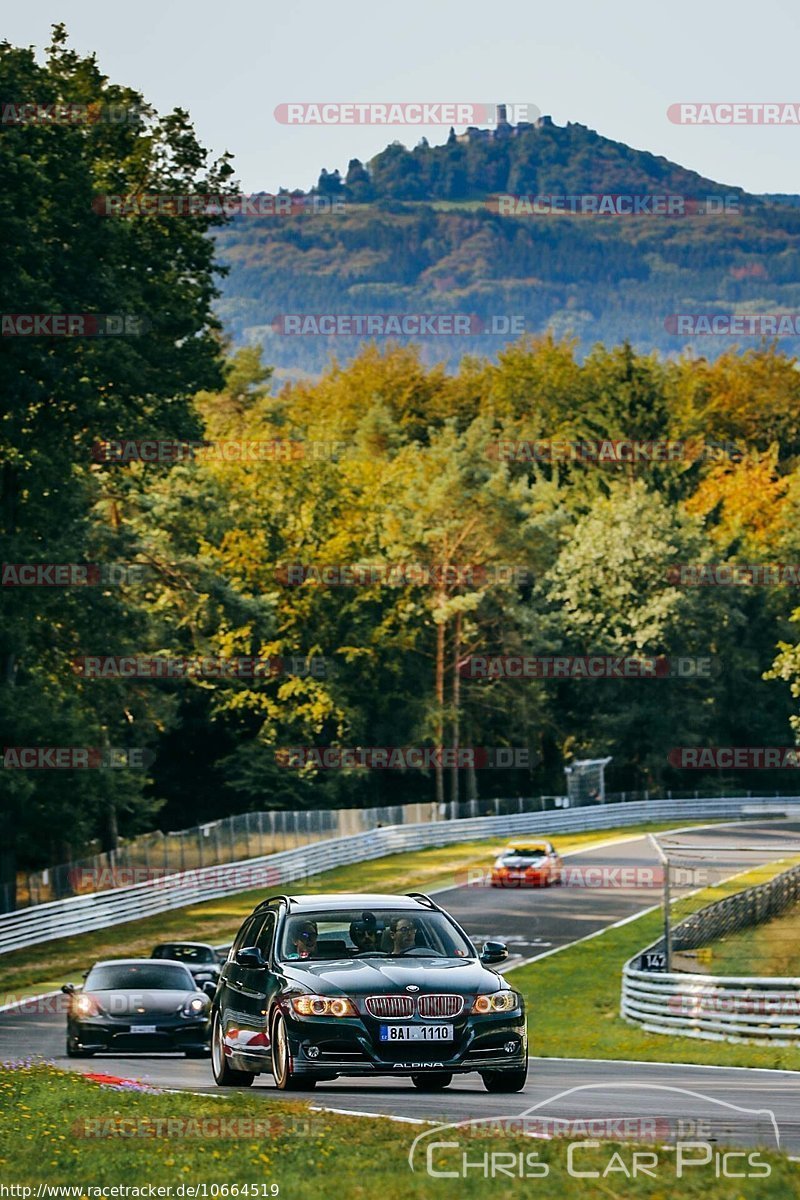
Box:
[182,996,208,1017]
[290,995,357,1017]
[73,993,101,1017]
[471,990,518,1014]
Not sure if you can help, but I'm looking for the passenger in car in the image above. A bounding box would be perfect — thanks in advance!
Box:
[388,916,418,955]
[349,918,379,953]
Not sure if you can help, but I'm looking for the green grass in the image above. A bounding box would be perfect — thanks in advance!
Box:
[0,1066,797,1197]
[510,856,800,1070]
[0,821,718,996]
[699,899,800,978]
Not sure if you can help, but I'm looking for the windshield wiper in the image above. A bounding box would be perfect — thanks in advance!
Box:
[393,948,447,958]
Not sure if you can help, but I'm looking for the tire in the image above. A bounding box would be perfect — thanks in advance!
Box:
[481,1062,528,1093]
[211,1012,255,1087]
[411,1072,453,1091]
[271,1011,317,1091]
[66,1039,94,1058]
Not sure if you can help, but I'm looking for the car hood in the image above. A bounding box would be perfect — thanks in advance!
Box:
[89,989,200,1015]
[281,957,504,996]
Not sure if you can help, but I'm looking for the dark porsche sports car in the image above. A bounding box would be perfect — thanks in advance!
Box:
[210,892,528,1092]
[62,958,212,1057]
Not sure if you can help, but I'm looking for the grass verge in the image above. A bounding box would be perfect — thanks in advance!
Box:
[0,1065,796,1197]
[0,820,718,996]
[510,856,800,1071]
[699,899,800,977]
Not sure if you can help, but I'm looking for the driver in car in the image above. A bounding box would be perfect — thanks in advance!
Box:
[388,916,418,954]
[288,920,318,959]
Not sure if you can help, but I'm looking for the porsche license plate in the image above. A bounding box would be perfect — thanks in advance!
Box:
[129,1024,157,1034]
[379,1024,452,1042]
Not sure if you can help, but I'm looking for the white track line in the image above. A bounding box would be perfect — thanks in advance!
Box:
[0,989,70,1016]
[533,1055,800,1077]
[309,1104,429,1125]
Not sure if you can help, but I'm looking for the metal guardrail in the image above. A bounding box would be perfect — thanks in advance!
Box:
[16,786,784,910]
[622,859,800,1044]
[621,968,800,1043]
[672,862,800,952]
[1,795,793,956]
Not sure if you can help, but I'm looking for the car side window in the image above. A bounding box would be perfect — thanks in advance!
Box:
[231,915,259,957]
[255,912,276,960]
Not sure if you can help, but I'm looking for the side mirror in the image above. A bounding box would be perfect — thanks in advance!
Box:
[61,984,75,996]
[202,980,217,998]
[480,940,508,965]
[235,946,267,970]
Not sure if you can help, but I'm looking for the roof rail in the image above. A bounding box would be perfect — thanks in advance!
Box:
[405,892,440,910]
[256,894,294,911]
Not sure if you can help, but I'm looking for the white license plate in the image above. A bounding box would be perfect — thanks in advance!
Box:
[379,1024,453,1042]
[129,1024,157,1034]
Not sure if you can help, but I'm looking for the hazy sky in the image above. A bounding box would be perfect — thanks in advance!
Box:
[6,0,800,195]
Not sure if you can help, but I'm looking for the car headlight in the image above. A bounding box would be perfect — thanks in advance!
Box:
[471,990,519,1014]
[73,994,101,1017]
[290,995,357,1017]
[182,996,209,1017]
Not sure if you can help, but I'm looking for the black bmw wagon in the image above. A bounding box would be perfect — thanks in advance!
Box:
[210,892,527,1092]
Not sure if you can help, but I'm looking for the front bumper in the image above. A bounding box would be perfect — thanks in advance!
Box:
[491,872,548,887]
[68,1017,210,1053]
[231,1008,527,1077]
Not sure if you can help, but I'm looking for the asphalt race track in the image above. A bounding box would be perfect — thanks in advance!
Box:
[3,818,800,1153]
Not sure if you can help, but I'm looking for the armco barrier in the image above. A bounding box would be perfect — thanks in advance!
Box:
[672,861,800,952]
[622,856,800,1044]
[621,967,800,1044]
[1,795,795,956]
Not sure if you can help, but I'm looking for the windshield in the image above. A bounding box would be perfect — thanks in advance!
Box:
[277,908,474,961]
[85,963,196,991]
[502,850,547,862]
[154,945,216,964]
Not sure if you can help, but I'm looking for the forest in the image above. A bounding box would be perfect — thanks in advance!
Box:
[3,31,800,897]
